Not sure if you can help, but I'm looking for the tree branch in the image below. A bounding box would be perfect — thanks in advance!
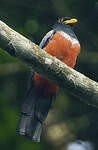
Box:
[0,20,98,108]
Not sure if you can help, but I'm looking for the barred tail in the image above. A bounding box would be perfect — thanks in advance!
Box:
[17,86,53,142]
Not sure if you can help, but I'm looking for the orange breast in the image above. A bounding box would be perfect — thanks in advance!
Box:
[33,72,59,96]
[33,32,80,95]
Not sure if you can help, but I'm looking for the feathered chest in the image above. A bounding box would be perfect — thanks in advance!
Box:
[44,31,80,62]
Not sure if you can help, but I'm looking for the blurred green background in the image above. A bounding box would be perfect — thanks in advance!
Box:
[0,0,98,150]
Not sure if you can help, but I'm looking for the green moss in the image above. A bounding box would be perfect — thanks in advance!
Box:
[0,48,18,63]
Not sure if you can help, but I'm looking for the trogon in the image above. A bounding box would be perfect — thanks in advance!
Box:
[17,17,80,142]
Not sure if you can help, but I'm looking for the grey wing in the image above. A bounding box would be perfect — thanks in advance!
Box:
[39,30,55,49]
[28,30,54,88]
[27,30,54,87]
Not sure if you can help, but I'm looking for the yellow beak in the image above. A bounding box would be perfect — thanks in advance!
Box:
[64,18,78,24]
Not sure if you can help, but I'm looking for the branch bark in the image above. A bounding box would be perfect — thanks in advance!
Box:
[0,20,98,108]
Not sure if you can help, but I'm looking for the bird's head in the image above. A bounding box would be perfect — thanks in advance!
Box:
[58,17,78,27]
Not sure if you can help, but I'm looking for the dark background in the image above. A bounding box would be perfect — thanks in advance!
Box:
[0,0,98,150]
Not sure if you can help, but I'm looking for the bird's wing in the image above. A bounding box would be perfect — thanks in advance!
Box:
[27,30,55,88]
[39,30,55,49]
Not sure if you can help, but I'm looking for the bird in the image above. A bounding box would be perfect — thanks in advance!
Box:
[17,17,80,142]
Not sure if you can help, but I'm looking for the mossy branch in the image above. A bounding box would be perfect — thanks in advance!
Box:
[0,20,98,108]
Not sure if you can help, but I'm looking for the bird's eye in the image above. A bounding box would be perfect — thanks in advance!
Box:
[58,17,71,24]
[61,18,64,22]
